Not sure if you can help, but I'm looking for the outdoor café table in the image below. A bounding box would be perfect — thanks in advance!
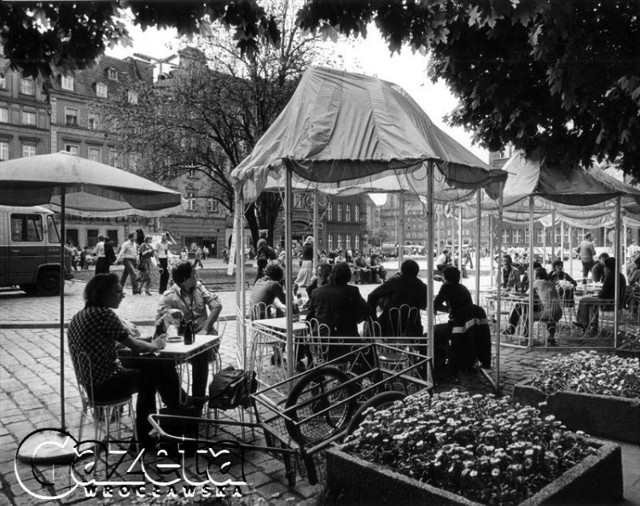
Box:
[485,292,530,338]
[118,334,221,401]
[252,317,308,336]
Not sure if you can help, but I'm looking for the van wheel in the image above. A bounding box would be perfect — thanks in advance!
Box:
[19,284,38,296]
[37,270,60,296]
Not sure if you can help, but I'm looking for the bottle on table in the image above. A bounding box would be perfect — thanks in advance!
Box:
[184,320,195,345]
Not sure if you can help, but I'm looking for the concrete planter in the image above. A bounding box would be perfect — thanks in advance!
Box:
[326,440,622,505]
[513,382,640,444]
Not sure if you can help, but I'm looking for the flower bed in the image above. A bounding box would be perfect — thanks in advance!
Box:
[327,391,622,505]
[513,351,640,444]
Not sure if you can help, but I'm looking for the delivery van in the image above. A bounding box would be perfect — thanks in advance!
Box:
[0,205,72,295]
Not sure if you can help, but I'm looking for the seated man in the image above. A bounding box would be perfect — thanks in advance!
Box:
[306,263,332,299]
[352,252,372,284]
[369,254,387,283]
[574,257,626,334]
[497,254,520,290]
[156,261,222,405]
[68,273,183,447]
[550,259,578,307]
[532,267,563,346]
[250,263,287,318]
[367,259,427,338]
[591,252,609,283]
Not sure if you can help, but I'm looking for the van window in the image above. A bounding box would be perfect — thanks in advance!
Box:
[47,215,61,243]
[11,214,43,242]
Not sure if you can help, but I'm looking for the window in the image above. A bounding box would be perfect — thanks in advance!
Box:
[337,234,343,249]
[88,147,101,162]
[96,83,108,98]
[22,111,36,125]
[337,204,342,221]
[327,202,333,221]
[65,107,78,126]
[108,68,118,80]
[88,113,99,130]
[0,106,7,123]
[524,228,530,243]
[20,78,34,95]
[127,90,138,104]
[355,235,360,251]
[10,214,43,242]
[0,73,6,88]
[328,234,333,251]
[65,144,79,155]
[61,75,74,90]
[0,141,8,160]
[188,192,196,211]
[22,144,36,157]
[501,229,510,244]
[188,167,196,178]
[554,227,561,244]
[512,229,522,243]
[47,215,60,244]
[109,149,120,167]
[346,235,351,250]
[129,153,140,172]
[354,204,360,222]
[346,204,351,222]
[536,227,544,244]
[209,198,216,212]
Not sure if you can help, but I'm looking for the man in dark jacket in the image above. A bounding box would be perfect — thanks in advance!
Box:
[367,259,427,337]
[575,257,626,333]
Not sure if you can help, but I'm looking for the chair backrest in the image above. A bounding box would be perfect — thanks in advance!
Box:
[249,302,277,320]
[305,317,331,366]
[387,304,421,337]
[69,345,93,406]
[363,316,381,338]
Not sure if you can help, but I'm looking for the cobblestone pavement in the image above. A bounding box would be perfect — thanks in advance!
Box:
[1,268,639,505]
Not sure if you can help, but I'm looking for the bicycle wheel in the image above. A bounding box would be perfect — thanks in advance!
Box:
[346,391,406,436]
[285,366,358,446]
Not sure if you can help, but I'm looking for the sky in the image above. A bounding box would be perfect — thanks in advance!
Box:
[106,23,489,163]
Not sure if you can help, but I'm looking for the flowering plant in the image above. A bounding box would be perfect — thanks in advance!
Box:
[344,390,596,506]
[619,330,640,351]
[530,350,640,398]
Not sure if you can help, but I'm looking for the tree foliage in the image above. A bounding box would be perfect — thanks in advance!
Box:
[296,0,640,177]
[98,2,338,246]
[0,1,278,79]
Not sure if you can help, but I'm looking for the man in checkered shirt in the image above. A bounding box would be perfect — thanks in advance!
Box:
[68,273,183,446]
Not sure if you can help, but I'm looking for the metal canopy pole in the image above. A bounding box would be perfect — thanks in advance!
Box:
[313,192,319,274]
[489,215,495,287]
[399,193,405,268]
[615,196,621,348]
[59,188,66,430]
[475,190,482,305]
[569,224,574,277]
[234,190,246,368]
[528,196,535,349]
[426,163,435,363]
[458,205,463,272]
[285,161,294,379]
[495,190,504,393]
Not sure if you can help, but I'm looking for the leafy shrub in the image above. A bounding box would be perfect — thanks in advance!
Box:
[344,390,597,506]
[620,330,640,351]
[530,350,640,398]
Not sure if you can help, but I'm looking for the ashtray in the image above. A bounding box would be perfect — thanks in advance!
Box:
[166,336,183,343]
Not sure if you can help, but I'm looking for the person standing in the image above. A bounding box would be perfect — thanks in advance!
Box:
[194,246,204,268]
[137,234,154,296]
[576,233,597,284]
[94,235,110,274]
[118,232,139,294]
[293,236,314,294]
[154,232,170,294]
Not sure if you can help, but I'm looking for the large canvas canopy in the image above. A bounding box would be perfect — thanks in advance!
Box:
[231,66,506,200]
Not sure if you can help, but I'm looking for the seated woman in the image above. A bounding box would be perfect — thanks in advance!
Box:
[67,273,184,448]
[550,259,578,307]
[250,263,287,319]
